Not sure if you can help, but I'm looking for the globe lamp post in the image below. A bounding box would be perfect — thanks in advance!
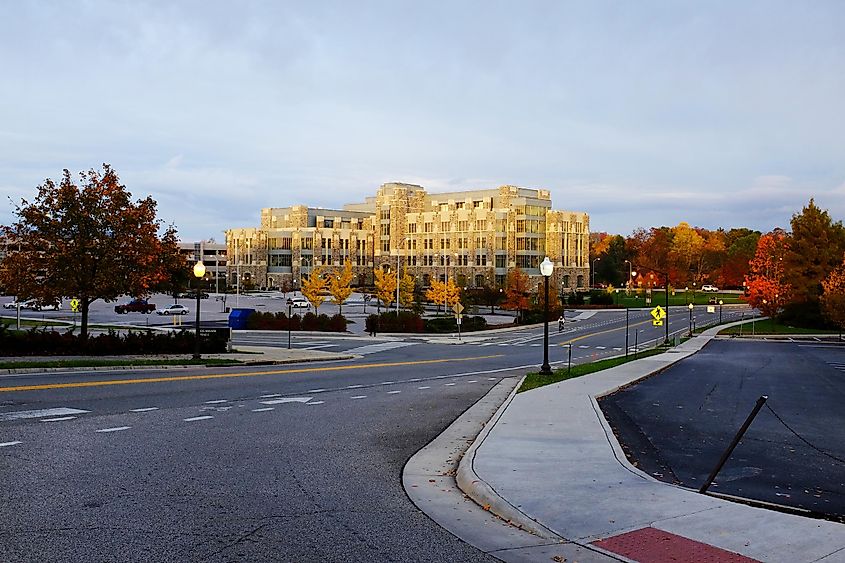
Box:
[193,261,206,360]
[539,257,554,375]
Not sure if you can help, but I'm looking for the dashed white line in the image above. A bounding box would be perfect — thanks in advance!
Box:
[0,441,21,447]
[96,426,131,433]
[41,416,76,422]
[350,395,367,399]
[307,401,325,405]
[409,378,421,382]
[467,380,478,383]
[387,390,401,394]
[380,381,395,385]
[595,346,606,350]
[260,394,281,398]
[418,386,431,390]
[183,416,213,422]
[487,378,497,381]
[260,397,312,405]
[204,400,228,404]
[308,388,326,393]
[346,385,363,389]
[130,407,159,413]
[444,383,456,386]
[251,407,275,412]
[530,344,540,347]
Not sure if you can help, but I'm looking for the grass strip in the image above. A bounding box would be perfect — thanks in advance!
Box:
[519,348,665,393]
[718,318,840,335]
[0,358,243,369]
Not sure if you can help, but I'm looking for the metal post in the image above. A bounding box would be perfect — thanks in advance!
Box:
[287,301,292,350]
[700,396,768,494]
[634,330,638,359]
[665,273,670,344]
[689,306,693,337]
[719,301,723,323]
[625,308,629,357]
[568,343,572,376]
[540,275,552,375]
[396,249,400,316]
[193,289,201,360]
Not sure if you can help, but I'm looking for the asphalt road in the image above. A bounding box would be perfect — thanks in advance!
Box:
[0,304,753,561]
[600,339,845,521]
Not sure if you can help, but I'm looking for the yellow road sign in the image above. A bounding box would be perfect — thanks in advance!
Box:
[70,298,80,313]
[652,319,663,326]
[452,302,464,315]
[650,305,666,320]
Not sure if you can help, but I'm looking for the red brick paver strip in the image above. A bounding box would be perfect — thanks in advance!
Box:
[592,527,760,563]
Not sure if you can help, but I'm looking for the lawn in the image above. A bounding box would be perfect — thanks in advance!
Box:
[609,291,745,308]
[519,348,665,393]
[0,358,243,369]
[718,318,841,336]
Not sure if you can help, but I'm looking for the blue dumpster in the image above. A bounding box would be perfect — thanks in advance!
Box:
[228,308,256,330]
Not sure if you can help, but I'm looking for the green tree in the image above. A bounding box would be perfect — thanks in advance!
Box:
[0,165,178,339]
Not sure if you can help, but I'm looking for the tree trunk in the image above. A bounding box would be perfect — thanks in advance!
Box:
[80,298,90,340]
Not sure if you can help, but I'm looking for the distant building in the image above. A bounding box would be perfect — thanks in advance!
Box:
[225,183,589,293]
[178,240,227,291]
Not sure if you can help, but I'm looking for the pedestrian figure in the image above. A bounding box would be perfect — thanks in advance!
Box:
[558,316,564,332]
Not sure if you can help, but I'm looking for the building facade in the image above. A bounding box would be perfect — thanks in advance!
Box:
[178,240,227,292]
[225,183,589,293]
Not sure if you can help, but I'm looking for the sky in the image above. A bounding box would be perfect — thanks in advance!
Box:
[2,1,844,241]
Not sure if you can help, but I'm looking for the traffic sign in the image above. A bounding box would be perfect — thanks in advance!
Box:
[452,302,464,315]
[650,305,666,326]
[70,298,80,313]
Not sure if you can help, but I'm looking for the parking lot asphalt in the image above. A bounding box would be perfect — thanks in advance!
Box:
[600,338,845,520]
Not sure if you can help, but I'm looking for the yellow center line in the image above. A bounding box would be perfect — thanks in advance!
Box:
[0,354,505,393]
[558,318,657,346]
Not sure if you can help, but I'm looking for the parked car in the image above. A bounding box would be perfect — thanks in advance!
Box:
[181,290,209,299]
[115,298,156,314]
[701,285,719,292]
[31,300,62,311]
[289,298,310,309]
[3,299,29,310]
[156,304,189,316]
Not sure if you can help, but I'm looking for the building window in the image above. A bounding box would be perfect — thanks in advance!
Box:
[457,221,468,231]
[475,220,486,231]
[440,204,448,212]
[381,224,390,236]
[440,238,450,250]
[476,253,487,266]
[301,237,313,250]
[381,209,390,220]
[408,223,417,233]
[455,202,464,209]
[381,241,390,252]
[324,219,334,228]
[440,221,450,232]
[517,255,539,269]
[495,255,507,269]
[456,255,468,266]
[424,222,433,233]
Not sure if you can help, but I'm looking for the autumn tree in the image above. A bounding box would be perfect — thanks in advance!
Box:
[154,228,190,302]
[670,222,704,284]
[821,258,845,333]
[424,278,460,311]
[501,267,531,322]
[783,199,845,311]
[398,269,415,309]
[744,230,790,317]
[329,261,354,315]
[301,265,328,313]
[0,165,178,339]
[373,268,397,308]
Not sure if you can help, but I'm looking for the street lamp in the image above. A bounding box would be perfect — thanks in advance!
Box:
[193,261,206,360]
[624,259,633,293]
[286,297,293,349]
[719,299,723,324]
[539,257,554,375]
[592,257,601,288]
[688,302,694,337]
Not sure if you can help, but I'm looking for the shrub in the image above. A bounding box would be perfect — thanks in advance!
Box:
[244,311,346,332]
[365,312,425,333]
[425,315,488,333]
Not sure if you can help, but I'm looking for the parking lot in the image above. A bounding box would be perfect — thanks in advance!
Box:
[600,338,845,521]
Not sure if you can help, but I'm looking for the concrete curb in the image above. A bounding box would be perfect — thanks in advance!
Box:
[455,375,564,541]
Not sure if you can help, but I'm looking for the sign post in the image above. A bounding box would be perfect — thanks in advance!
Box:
[452,303,464,341]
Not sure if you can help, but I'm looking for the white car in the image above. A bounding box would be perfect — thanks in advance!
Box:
[3,300,28,310]
[701,285,719,292]
[289,298,310,309]
[156,304,189,315]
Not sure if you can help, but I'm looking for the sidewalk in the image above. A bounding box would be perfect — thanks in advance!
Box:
[461,323,845,562]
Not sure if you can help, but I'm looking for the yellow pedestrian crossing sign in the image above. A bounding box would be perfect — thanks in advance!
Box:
[650,305,666,326]
[70,298,80,313]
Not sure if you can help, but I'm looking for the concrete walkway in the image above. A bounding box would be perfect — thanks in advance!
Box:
[460,323,845,562]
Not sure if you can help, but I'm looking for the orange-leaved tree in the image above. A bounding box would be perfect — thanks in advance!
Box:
[821,257,845,332]
[301,265,328,313]
[744,229,790,317]
[425,278,460,311]
[0,165,178,339]
[399,269,415,309]
[329,261,354,315]
[501,267,531,322]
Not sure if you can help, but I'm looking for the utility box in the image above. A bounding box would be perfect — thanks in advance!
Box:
[228,308,255,330]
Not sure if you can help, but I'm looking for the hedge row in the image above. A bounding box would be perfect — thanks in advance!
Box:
[244,311,347,332]
[0,326,227,356]
[364,312,488,334]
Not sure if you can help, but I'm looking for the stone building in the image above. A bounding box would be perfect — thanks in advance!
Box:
[225,183,589,294]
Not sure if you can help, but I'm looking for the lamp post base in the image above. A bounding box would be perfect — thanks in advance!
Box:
[539,364,553,375]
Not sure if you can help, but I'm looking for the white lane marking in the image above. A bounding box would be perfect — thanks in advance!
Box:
[418,386,431,390]
[308,388,326,393]
[350,395,367,399]
[260,397,312,405]
[96,426,131,433]
[0,407,89,422]
[260,394,281,398]
[346,385,363,389]
[130,407,159,413]
[467,380,478,383]
[307,401,325,405]
[498,344,509,346]
[444,383,456,386]
[480,343,493,346]
[530,344,540,347]
[183,416,213,422]
[409,378,421,382]
[487,378,497,381]
[344,341,417,355]
[302,344,338,350]
[380,381,395,385]
[595,346,606,350]
[204,400,228,404]
[387,390,401,394]
[0,441,22,447]
[41,416,76,422]
[613,348,622,351]
[251,407,275,412]
[579,345,590,349]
